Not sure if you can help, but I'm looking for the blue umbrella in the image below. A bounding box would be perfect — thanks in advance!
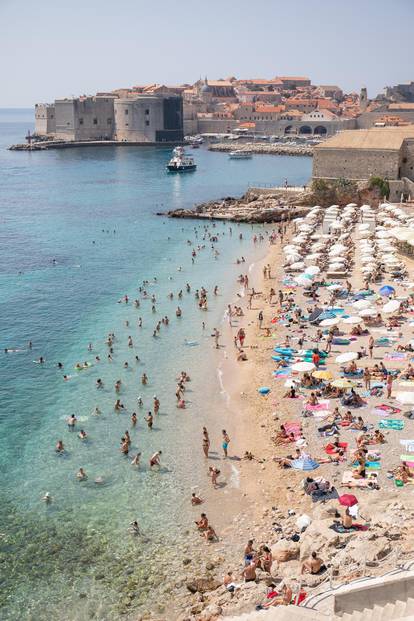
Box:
[379,285,395,297]
[291,457,319,471]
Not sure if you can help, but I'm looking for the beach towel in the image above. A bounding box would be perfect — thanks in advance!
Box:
[341,471,378,488]
[305,400,330,412]
[379,419,404,430]
[400,439,414,452]
[373,404,401,416]
[273,369,291,377]
[330,523,369,533]
[343,370,364,377]
[311,488,339,503]
[384,352,407,361]
[400,455,414,466]
[325,442,348,455]
[352,461,381,470]
[284,422,302,439]
[333,338,351,345]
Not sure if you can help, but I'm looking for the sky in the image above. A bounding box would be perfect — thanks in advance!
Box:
[0,0,413,107]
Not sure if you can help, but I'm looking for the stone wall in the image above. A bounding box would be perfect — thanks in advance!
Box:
[195,117,355,136]
[357,110,414,128]
[401,139,414,180]
[55,97,115,140]
[313,147,401,180]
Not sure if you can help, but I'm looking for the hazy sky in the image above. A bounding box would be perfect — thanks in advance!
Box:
[0,0,412,107]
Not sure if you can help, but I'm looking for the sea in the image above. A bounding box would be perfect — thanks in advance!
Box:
[0,108,312,620]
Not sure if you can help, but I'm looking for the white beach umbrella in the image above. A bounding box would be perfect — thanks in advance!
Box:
[359,308,377,317]
[358,223,371,231]
[383,300,400,314]
[360,205,372,212]
[335,352,358,364]
[353,299,372,310]
[329,263,346,271]
[291,361,315,372]
[305,265,320,276]
[284,254,302,265]
[305,253,321,262]
[342,316,362,324]
[331,243,347,252]
[320,318,339,327]
[327,284,343,291]
[289,261,306,271]
[295,274,313,286]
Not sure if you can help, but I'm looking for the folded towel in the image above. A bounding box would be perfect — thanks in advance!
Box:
[379,419,404,430]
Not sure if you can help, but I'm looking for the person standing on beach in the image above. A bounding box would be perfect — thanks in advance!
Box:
[222,430,230,458]
[387,373,394,399]
[202,427,210,458]
[213,328,220,349]
[368,336,374,359]
[258,311,264,329]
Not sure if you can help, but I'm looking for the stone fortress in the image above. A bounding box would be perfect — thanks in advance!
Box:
[35,93,183,144]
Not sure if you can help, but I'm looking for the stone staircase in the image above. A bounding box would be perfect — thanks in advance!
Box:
[224,565,414,621]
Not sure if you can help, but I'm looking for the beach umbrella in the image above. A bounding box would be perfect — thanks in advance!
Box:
[358,223,371,231]
[284,379,300,388]
[289,261,305,271]
[353,299,372,310]
[329,263,346,271]
[327,284,343,291]
[291,361,315,372]
[395,392,414,405]
[305,265,320,276]
[379,285,395,297]
[312,370,333,380]
[285,253,302,264]
[339,494,358,507]
[383,299,400,314]
[295,274,313,287]
[335,352,358,364]
[319,318,339,327]
[291,457,319,471]
[359,308,377,317]
[342,316,362,324]
[331,379,356,388]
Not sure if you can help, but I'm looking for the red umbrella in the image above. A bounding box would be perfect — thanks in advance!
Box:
[339,494,358,507]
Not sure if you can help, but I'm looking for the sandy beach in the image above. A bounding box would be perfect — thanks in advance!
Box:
[168,205,414,621]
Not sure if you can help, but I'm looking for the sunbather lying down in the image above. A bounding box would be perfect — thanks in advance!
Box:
[302,476,332,495]
[393,462,414,483]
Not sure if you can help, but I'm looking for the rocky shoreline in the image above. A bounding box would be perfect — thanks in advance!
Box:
[159,188,313,223]
[208,142,314,157]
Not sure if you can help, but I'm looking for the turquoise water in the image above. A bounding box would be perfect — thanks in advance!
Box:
[0,109,312,619]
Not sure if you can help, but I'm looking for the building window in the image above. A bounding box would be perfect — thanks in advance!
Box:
[79,118,84,125]
[145,120,150,126]
[107,118,112,125]
[145,109,150,115]
[125,109,129,115]
[93,118,98,125]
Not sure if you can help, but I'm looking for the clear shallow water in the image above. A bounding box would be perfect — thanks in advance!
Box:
[0,109,312,619]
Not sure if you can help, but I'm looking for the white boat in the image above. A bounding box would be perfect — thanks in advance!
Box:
[167,147,197,172]
[228,150,253,159]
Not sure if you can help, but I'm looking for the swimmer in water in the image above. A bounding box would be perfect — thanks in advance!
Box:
[145,412,153,429]
[153,396,160,414]
[67,414,77,430]
[149,451,162,468]
[96,378,104,388]
[131,453,141,467]
[92,406,101,416]
[76,467,88,481]
[42,492,52,504]
[137,396,143,408]
[131,412,137,426]
[55,440,65,453]
[57,362,63,369]
[78,429,88,440]
[129,520,140,535]
[191,492,203,505]
[141,373,148,385]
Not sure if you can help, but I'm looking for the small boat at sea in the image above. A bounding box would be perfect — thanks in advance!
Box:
[228,150,253,159]
[166,147,197,173]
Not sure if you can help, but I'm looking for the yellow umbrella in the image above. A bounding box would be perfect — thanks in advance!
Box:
[312,370,333,380]
[331,379,356,389]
